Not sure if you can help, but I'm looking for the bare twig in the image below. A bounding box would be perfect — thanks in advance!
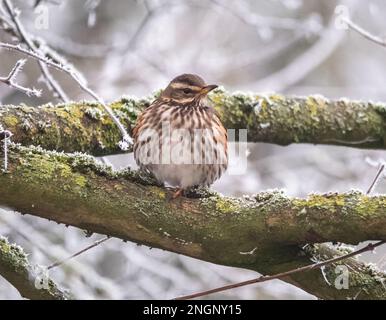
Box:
[366,163,385,195]
[2,0,69,102]
[174,240,385,300]
[0,42,133,147]
[47,236,110,270]
[342,16,386,48]
[0,59,42,97]
[0,43,73,70]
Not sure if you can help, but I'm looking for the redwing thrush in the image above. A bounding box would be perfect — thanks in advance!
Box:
[133,74,228,198]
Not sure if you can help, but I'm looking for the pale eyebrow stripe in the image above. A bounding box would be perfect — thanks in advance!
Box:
[170,83,202,91]
[174,97,195,104]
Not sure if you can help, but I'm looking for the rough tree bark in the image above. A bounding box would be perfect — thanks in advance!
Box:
[1,92,386,300]
[2,90,386,155]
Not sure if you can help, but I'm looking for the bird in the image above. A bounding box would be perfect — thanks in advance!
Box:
[132,74,228,198]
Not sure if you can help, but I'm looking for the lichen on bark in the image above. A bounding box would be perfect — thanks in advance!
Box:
[0,144,385,299]
[2,91,386,156]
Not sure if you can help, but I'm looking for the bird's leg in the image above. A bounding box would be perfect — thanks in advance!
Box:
[172,188,184,199]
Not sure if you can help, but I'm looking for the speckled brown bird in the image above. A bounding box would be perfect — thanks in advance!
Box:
[133,74,228,198]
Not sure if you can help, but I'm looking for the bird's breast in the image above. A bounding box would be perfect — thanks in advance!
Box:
[133,103,228,188]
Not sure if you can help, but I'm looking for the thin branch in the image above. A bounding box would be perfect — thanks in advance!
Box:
[3,58,23,79]
[2,0,69,102]
[0,43,73,70]
[47,236,110,270]
[174,240,385,300]
[0,42,133,147]
[366,163,385,195]
[0,59,42,97]
[342,16,386,48]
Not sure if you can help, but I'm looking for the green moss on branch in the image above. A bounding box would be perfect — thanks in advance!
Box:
[0,96,152,155]
[0,145,385,299]
[2,91,386,155]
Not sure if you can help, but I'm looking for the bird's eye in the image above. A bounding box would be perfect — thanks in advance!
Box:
[183,88,192,94]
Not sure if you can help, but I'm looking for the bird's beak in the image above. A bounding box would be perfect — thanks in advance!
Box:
[200,84,218,95]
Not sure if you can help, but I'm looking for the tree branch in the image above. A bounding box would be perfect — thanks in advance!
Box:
[2,91,386,156]
[0,236,71,299]
[0,144,385,299]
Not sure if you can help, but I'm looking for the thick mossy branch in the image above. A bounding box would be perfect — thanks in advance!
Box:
[0,236,71,300]
[0,145,385,299]
[0,96,151,155]
[2,91,386,155]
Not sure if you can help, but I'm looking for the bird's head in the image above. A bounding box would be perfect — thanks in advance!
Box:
[160,74,218,105]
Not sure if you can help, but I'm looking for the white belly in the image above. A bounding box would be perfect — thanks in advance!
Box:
[150,164,206,188]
